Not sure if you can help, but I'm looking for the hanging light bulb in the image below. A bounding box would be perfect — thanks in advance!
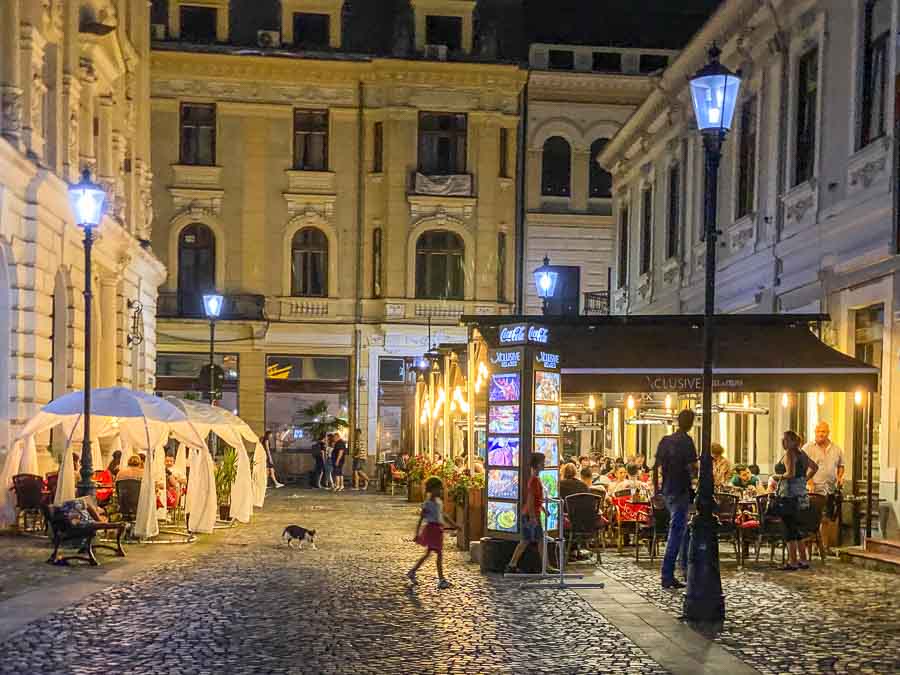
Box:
[742,395,750,409]
[626,395,635,410]
[817,391,825,406]
[588,395,596,411]
[781,393,790,408]
[664,395,672,411]
[854,390,864,406]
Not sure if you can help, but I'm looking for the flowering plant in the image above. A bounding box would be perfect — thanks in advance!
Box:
[448,469,485,506]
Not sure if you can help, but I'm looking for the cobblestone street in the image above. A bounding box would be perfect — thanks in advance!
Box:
[0,490,898,675]
[0,491,667,675]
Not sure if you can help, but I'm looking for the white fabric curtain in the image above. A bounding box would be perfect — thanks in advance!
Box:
[173,442,188,482]
[18,436,38,476]
[230,446,253,524]
[134,447,159,539]
[0,439,25,527]
[152,443,167,520]
[251,442,267,508]
[185,447,217,534]
[53,448,76,506]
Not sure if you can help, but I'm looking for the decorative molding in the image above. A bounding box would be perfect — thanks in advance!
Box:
[169,188,224,218]
[781,180,818,231]
[662,257,681,286]
[847,137,891,195]
[285,169,336,195]
[385,303,406,319]
[728,215,756,253]
[613,287,628,314]
[636,272,652,301]
[282,193,337,221]
[408,195,477,222]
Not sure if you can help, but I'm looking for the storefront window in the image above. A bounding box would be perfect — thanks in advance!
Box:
[265,392,349,452]
[156,352,239,412]
[379,357,405,383]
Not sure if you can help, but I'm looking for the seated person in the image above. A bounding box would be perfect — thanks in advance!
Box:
[59,496,108,524]
[607,458,625,482]
[608,465,629,493]
[730,464,759,489]
[767,462,786,494]
[559,463,585,500]
[107,450,122,478]
[473,458,485,475]
[115,455,144,482]
[611,463,649,498]
[580,467,595,490]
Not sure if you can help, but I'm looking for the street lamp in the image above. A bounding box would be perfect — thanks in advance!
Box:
[67,169,107,498]
[202,293,224,404]
[533,256,560,315]
[685,45,741,623]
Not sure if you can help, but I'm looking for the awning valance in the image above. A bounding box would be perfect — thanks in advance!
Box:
[465,315,878,394]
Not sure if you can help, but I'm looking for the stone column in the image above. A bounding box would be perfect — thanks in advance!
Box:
[19,24,47,159]
[61,74,81,181]
[99,272,119,388]
[526,148,542,210]
[78,64,97,174]
[96,95,114,179]
[0,0,23,145]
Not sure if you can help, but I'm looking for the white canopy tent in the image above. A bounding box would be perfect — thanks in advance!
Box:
[164,398,263,524]
[0,436,38,528]
[14,388,208,538]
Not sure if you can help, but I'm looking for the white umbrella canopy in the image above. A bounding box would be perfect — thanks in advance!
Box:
[185,446,217,534]
[18,388,207,452]
[0,436,37,527]
[163,397,256,451]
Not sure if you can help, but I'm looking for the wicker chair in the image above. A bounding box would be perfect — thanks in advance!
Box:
[12,474,45,532]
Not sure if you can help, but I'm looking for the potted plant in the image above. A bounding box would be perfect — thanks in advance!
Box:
[450,471,485,551]
[215,447,238,521]
[405,455,430,502]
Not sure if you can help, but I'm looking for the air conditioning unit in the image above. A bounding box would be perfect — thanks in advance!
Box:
[257,30,281,48]
[424,44,448,61]
[150,23,166,40]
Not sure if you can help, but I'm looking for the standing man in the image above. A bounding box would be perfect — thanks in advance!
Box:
[332,430,348,492]
[505,453,547,574]
[351,428,369,491]
[803,421,844,554]
[653,409,698,589]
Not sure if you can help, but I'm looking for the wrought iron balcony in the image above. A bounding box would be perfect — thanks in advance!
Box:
[157,291,266,321]
[583,291,611,315]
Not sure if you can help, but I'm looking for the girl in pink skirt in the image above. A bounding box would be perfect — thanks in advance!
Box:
[407,477,458,589]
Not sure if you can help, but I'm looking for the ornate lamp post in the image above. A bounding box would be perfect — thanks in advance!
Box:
[202,293,224,404]
[684,45,741,623]
[67,169,108,498]
[533,256,561,315]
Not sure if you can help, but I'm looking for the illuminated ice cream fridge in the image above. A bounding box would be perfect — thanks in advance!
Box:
[484,324,561,538]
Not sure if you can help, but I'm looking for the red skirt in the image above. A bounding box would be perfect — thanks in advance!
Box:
[416,522,444,552]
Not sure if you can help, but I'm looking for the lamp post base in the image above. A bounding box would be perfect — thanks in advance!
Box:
[682,510,724,623]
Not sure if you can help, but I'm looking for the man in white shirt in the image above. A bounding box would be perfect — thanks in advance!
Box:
[803,421,844,553]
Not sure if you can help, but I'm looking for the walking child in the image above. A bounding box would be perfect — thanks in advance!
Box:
[407,476,458,589]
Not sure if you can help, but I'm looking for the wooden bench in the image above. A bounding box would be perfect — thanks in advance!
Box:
[43,505,126,566]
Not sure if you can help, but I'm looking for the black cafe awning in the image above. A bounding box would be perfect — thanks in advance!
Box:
[465,314,879,394]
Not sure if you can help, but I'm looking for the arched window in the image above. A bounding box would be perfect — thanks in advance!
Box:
[177,223,216,315]
[415,230,464,300]
[541,136,571,197]
[589,138,612,198]
[291,227,328,297]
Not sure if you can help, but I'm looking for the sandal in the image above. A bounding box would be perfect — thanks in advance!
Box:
[777,563,798,571]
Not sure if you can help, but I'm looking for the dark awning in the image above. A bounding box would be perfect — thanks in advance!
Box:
[464,315,879,394]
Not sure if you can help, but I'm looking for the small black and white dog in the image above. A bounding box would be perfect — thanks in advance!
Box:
[282,525,317,550]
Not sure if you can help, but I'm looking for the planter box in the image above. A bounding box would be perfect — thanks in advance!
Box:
[408,480,424,503]
[456,488,485,551]
[219,504,231,521]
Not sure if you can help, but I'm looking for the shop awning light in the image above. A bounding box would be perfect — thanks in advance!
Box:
[817,391,826,406]
[715,403,769,416]
[781,393,790,408]
[587,394,596,411]
[854,390,864,406]
[664,395,672,411]
[626,395,635,410]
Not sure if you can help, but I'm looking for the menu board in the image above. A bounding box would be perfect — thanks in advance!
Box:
[487,436,520,467]
[487,469,519,499]
[534,404,560,435]
[487,500,518,533]
[489,373,521,402]
[489,405,520,434]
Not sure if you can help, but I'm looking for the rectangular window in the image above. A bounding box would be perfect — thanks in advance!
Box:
[373,121,384,173]
[737,96,757,219]
[379,357,406,383]
[666,164,680,260]
[418,112,467,175]
[497,232,507,302]
[372,227,382,298]
[860,0,891,148]
[293,12,330,48]
[794,48,819,186]
[548,50,574,70]
[592,52,622,73]
[180,5,217,42]
[425,15,462,51]
[499,127,509,178]
[617,207,629,288]
[639,54,668,73]
[640,188,652,274]
[293,109,328,171]
[266,355,349,382]
[179,103,215,166]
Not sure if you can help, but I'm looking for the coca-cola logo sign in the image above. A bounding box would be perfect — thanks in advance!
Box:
[498,324,550,345]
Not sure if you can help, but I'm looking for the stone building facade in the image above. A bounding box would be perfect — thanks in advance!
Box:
[0,1,163,470]
[148,0,525,465]
[603,0,900,535]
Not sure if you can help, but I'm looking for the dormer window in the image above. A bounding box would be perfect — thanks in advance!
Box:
[548,50,574,71]
[281,1,343,48]
[180,6,216,42]
[168,1,230,42]
[426,16,462,51]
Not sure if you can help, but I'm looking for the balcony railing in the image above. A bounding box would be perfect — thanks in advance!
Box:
[583,291,611,315]
[158,291,266,321]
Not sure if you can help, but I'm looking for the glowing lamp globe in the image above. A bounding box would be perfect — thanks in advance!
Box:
[533,257,560,300]
[202,293,224,319]
[67,169,107,228]
[689,46,741,135]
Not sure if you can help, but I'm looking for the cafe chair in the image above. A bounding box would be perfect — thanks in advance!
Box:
[92,469,115,507]
[635,495,669,562]
[116,479,142,533]
[564,492,604,564]
[802,493,828,562]
[714,492,741,564]
[43,472,59,506]
[754,493,786,564]
[388,463,407,496]
[12,474,45,532]
[610,490,651,552]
